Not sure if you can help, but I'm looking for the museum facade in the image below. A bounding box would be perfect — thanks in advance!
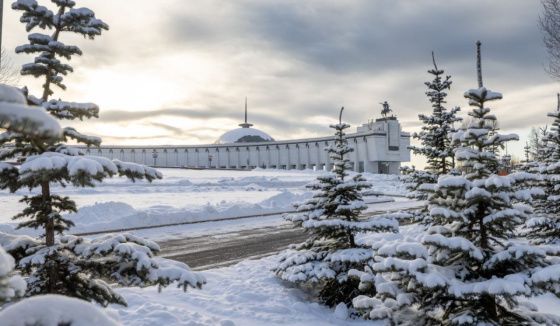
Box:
[82,107,411,174]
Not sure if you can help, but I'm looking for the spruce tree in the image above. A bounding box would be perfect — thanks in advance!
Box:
[547,94,560,161]
[354,42,560,325]
[410,52,461,175]
[0,82,56,305]
[274,107,398,308]
[0,0,204,306]
[406,52,461,200]
[527,93,560,244]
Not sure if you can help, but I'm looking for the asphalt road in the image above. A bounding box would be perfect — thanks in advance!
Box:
[159,199,424,271]
[159,224,307,270]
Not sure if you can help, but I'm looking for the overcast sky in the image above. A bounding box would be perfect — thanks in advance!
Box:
[4,0,558,167]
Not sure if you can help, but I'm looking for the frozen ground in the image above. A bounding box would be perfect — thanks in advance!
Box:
[2,168,559,325]
[111,255,380,326]
[108,251,560,326]
[0,168,406,236]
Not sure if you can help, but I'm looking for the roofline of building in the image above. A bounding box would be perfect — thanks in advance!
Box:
[79,130,411,150]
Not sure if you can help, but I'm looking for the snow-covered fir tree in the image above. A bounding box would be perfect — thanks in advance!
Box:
[353,42,560,325]
[0,83,123,325]
[0,82,58,306]
[274,107,398,308]
[0,0,204,306]
[405,52,461,200]
[526,93,560,244]
[410,52,462,175]
[547,94,560,161]
[527,126,553,164]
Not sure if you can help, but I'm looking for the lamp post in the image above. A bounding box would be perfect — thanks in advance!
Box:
[152,149,158,167]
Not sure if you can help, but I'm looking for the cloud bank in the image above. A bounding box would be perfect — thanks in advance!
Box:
[4,0,556,164]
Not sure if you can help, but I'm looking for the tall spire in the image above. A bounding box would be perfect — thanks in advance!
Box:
[476,40,483,88]
[239,96,253,128]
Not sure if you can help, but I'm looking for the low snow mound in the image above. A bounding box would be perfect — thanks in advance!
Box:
[65,191,314,234]
[362,173,407,196]
[0,294,120,326]
[260,191,312,209]
[66,201,138,226]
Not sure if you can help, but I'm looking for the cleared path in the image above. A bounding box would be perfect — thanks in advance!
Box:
[159,199,424,270]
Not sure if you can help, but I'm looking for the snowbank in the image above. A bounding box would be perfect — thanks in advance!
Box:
[0,169,404,238]
[60,190,313,233]
[0,295,120,326]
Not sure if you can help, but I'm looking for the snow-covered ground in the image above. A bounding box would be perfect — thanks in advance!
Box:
[1,168,559,325]
[0,168,406,237]
[104,251,560,325]
[111,255,379,326]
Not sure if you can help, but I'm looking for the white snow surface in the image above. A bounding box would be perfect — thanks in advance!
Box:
[100,253,559,325]
[0,294,120,326]
[110,256,379,326]
[0,84,61,137]
[0,169,405,236]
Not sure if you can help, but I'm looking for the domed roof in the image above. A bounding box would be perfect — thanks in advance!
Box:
[215,98,275,144]
[215,127,274,144]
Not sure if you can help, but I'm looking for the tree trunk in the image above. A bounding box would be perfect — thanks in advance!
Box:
[42,180,58,293]
[41,7,64,101]
[481,294,498,320]
[42,181,54,246]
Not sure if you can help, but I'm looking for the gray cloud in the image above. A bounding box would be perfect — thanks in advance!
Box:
[149,122,184,135]
[99,106,334,136]
[6,0,555,164]
[167,0,545,77]
[157,0,554,144]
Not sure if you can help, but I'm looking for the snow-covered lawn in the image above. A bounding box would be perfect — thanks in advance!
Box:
[111,255,379,326]
[2,167,560,325]
[0,168,406,237]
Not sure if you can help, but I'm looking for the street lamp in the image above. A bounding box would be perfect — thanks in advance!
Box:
[152,149,158,167]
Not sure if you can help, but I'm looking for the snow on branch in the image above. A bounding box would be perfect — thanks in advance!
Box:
[63,127,101,146]
[16,152,162,188]
[423,234,484,260]
[302,216,398,232]
[11,0,54,32]
[1,231,205,306]
[61,7,109,38]
[43,100,99,120]
[464,87,503,105]
[113,160,163,182]
[0,85,61,138]
[0,246,26,304]
[447,273,530,297]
